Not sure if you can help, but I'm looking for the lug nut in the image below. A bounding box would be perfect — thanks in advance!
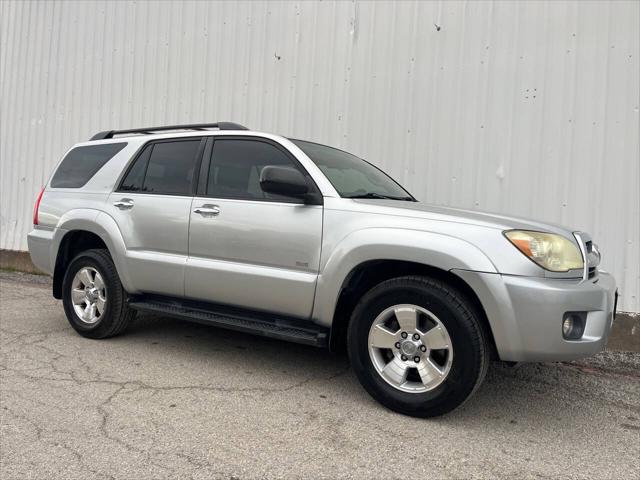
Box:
[401,332,408,339]
[395,342,401,349]
[401,355,408,361]
[414,356,421,363]
[420,345,427,352]
[413,333,420,340]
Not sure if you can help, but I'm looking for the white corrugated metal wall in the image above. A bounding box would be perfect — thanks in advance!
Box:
[1,0,638,312]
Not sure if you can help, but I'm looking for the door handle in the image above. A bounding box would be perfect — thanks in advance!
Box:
[113,199,134,210]
[193,204,220,216]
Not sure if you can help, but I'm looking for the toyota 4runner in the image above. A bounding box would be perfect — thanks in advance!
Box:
[28,122,617,417]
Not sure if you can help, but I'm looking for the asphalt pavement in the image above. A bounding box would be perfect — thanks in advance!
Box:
[1,272,639,479]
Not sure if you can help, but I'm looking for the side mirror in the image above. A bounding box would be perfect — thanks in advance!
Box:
[260,165,309,197]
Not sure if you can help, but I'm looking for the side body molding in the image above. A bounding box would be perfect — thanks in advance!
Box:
[312,228,498,327]
[52,209,138,294]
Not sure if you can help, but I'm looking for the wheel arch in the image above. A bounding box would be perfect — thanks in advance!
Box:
[327,259,498,358]
[53,230,108,298]
[52,211,134,298]
[313,227,496,325]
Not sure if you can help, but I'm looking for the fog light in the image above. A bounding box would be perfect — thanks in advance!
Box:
[562,312,586,340]
[562,317,574,337]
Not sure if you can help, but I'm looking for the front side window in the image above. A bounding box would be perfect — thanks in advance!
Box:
[206,139,306,202]
[51,142,127,188]
[291,139,414,201]
[119,140,201,195]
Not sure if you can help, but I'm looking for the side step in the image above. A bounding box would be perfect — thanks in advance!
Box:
[128,296,329,348]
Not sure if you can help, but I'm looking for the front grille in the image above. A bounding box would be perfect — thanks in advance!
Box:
[574,232,599,281]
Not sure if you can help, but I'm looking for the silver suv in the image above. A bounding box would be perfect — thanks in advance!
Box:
[28,122,617,417]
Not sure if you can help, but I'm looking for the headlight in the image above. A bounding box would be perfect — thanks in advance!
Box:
[504,230,584,272]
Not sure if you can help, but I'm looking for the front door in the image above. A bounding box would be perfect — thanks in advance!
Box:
[185,137,323,319]
[107,137,204,296]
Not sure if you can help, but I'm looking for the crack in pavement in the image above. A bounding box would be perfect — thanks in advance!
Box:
[2,276,639,479]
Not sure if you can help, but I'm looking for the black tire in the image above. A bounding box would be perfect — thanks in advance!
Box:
[61,249,136,339]
[347,275,489,417]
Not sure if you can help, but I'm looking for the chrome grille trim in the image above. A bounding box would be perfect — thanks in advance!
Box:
[574,232,600,281]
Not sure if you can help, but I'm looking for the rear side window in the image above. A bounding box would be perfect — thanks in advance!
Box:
[119,145,151,192]
[50,143,127,188]
[119,139,201,195]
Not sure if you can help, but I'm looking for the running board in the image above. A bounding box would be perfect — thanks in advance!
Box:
[127,297,329,348]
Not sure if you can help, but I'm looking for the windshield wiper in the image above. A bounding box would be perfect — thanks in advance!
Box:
[345,192,415,201]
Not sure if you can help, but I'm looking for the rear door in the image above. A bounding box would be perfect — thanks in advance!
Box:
[185,137,323,318]
[106,137,205,296]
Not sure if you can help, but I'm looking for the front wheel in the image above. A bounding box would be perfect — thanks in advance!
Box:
[61,249,136,339]
[347,276,489,417]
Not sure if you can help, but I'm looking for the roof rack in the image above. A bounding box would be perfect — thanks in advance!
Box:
[89,122,249,141]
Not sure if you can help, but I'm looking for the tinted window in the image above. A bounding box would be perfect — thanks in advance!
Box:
[119,145,151,192]
[51,143,127,188]
[291,139,413,200]
[206,140,304,201]
[119,140,200,195]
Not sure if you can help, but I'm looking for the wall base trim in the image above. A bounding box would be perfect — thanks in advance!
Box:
[0,249,43,274]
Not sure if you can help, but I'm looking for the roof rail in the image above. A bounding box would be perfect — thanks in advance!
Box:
[89,122,249,141]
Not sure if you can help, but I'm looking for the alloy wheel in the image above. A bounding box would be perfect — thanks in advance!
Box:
[367,304,453,393]
[70,267,106,324]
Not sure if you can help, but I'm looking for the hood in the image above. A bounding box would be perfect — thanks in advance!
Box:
[350,199,577,239]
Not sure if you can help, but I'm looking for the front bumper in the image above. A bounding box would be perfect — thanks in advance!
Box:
[453,269,617,362]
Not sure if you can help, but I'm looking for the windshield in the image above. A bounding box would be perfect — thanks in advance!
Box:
[291,139,415,201]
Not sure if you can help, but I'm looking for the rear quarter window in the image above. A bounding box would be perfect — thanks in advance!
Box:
[50,142,127,188]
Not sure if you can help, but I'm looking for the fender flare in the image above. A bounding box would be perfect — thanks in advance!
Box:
[312,227,498,327]
[52,209,137,293]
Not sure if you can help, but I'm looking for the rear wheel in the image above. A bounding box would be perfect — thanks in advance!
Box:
[347,275,489,417]
[62,249,135,339]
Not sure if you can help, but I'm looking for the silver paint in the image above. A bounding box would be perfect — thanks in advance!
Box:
[186,198,322,317]
[28,130,617,362]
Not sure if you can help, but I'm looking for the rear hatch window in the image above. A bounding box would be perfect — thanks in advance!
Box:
[50,142,127,188]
